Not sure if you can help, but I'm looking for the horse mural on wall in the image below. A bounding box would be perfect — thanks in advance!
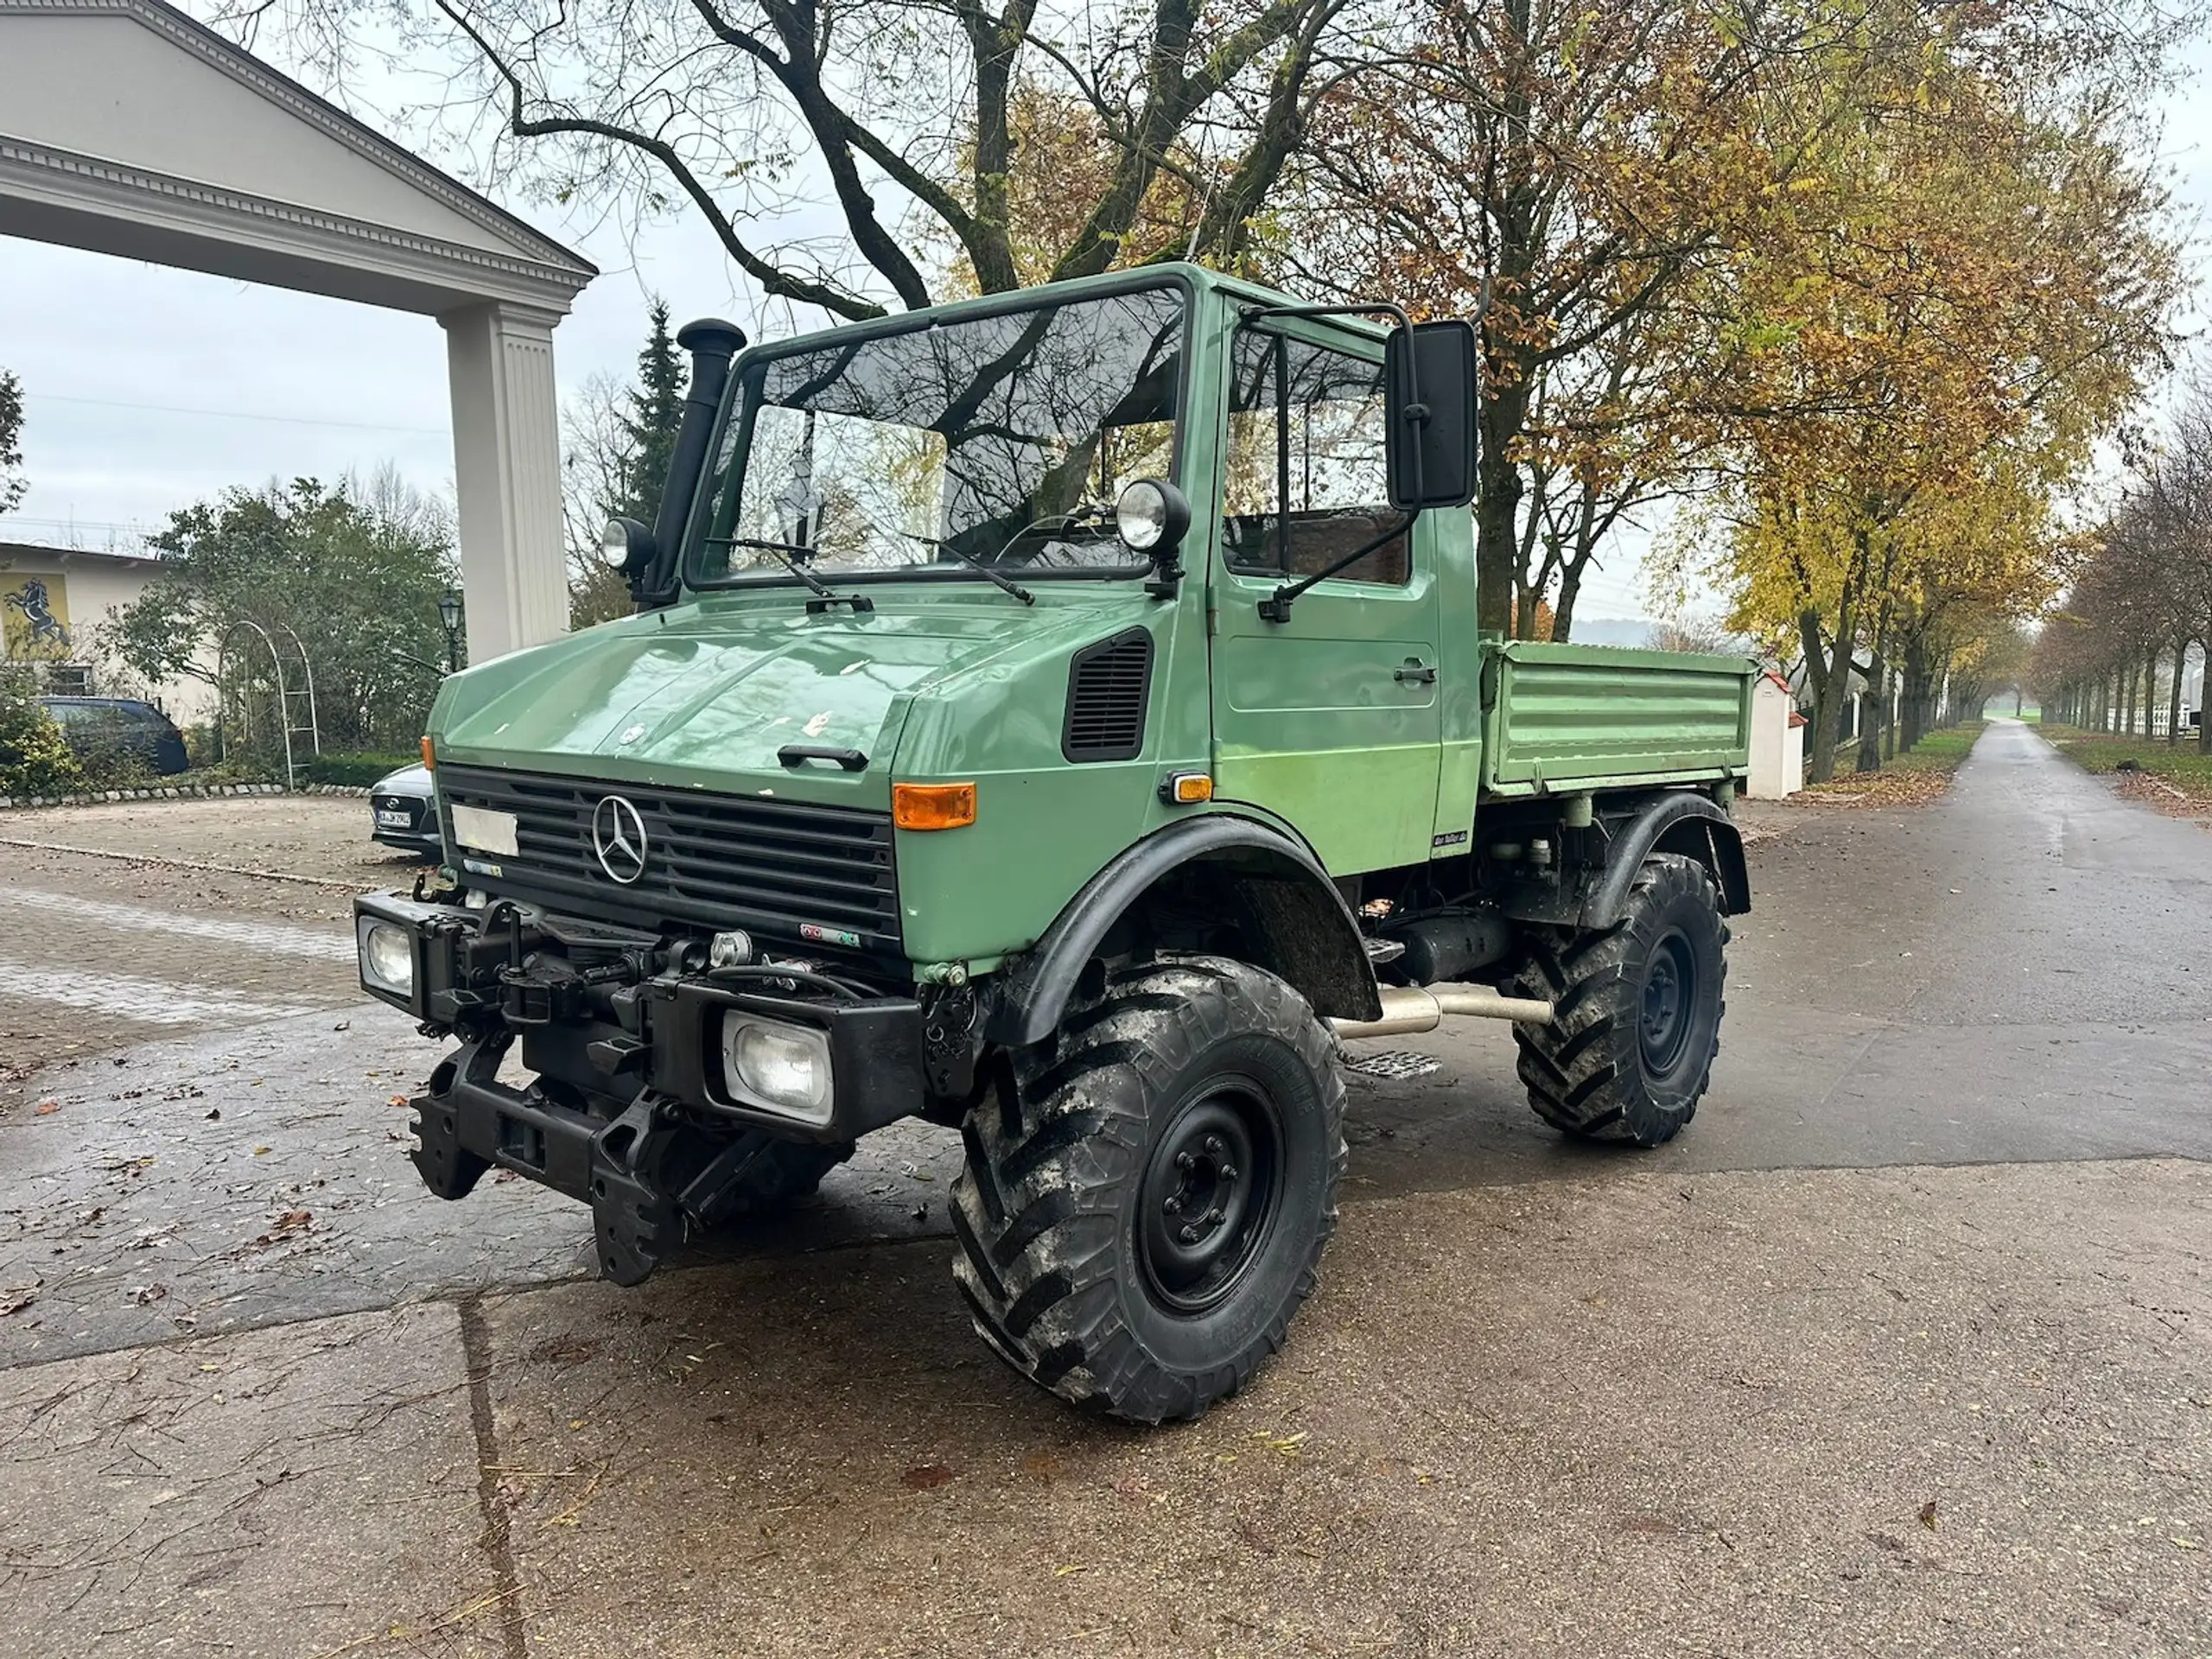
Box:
[3,575,73,659]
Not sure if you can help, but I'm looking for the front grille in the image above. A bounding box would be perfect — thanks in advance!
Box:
[372,794,424,830]
[435,765,899,953]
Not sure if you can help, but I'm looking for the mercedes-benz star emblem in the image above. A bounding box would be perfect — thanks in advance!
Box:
[591,795,649,884]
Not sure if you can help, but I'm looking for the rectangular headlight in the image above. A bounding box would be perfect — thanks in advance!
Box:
[721,1015,834,1126]
[356,914,417,1003]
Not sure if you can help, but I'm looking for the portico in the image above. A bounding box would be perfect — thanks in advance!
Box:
[0,0,595,660]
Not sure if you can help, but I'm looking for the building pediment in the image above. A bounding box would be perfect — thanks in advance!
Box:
[0,0,594,313]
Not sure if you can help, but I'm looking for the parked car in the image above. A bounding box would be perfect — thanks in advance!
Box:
[370,762,442,855]
[39,696,188,776]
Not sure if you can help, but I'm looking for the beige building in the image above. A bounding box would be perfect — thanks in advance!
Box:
[0,538,216,725]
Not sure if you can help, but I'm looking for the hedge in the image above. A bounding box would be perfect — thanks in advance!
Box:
[303,751,419,788]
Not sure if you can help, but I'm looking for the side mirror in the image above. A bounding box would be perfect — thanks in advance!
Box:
[601,516,656,576]
[1383,319,1478,510]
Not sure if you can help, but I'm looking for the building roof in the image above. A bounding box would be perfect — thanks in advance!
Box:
[0,537,164,571]
[0,0,597,315]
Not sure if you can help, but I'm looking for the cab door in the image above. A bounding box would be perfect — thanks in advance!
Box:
[1208,322,1443,875]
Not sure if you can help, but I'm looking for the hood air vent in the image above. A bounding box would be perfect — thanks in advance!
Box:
[1062,628,1154,761]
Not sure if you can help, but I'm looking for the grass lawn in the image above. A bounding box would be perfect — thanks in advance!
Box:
[2038,726,2212,810]
[1798,721,1986,805]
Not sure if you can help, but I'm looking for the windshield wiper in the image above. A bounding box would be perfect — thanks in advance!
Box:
[899,530,1033,606]
[708,537,874,613]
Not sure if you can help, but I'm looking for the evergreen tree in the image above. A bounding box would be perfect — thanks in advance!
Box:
[613,299,685,524]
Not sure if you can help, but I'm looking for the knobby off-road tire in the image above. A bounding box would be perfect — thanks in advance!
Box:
[951,956,1347,1424]
[1509,853,1728,1147]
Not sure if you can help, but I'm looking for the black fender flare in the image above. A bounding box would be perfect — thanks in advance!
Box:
[1582,793,1751,931]
[984,814,1382,1046]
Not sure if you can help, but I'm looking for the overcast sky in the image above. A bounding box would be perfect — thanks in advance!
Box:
[3,15,2209,625]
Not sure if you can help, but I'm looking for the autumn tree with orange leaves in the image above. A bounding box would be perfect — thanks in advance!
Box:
[1674,4,2181,779]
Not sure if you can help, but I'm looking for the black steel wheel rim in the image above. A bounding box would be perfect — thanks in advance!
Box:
[1137,1077,1283,1316]
[1639,927,1697,1079]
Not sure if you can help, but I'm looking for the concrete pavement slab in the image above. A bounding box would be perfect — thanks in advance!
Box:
[474,1157,2210,1658]
[0,1303,500,1658]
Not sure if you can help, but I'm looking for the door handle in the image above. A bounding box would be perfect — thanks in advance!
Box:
[1394,662,1437,685]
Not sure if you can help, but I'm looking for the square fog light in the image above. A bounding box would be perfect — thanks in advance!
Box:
[721,1015,833,1126]
[357,915,416,1001]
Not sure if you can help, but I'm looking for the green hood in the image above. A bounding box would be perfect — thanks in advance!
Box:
[430,591,1132,805]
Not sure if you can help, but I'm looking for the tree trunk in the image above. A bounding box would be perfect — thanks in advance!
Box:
[2168,639,2184,744]
[1856,652,1885,773]
[1804,597,1858,787]
[1802,593,1854,785]
[1474,378,1529,636]
[1902,637,1930,750]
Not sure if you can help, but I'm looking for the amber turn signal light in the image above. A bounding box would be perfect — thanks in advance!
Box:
[893,781,977,831]
[1160,771,1212,804]
[420,734,435,770]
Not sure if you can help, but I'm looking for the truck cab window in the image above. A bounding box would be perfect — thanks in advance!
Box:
[1224,330,1408,586]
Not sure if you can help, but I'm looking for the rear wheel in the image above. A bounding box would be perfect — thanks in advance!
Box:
[951,956,1345,1424]
[1509,854,1727,1147]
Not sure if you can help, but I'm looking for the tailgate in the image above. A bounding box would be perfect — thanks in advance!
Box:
[1482,640,1753,795]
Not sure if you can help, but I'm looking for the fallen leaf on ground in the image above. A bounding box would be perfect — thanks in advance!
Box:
[1918,1501,1939,1531]
[899,1464,954,1490]
[0,1290,35,1317]
[34,1101,58,1116]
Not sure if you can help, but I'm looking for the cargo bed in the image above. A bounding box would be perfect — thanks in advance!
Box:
[1479,640,1754,798]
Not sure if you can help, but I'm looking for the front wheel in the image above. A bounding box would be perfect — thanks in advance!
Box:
[1509,853,1728,1147]
[951,957,1346,1424]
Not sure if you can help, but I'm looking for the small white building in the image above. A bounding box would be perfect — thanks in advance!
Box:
[1747,669,1805,799]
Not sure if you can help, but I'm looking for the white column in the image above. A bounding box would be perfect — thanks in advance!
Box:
[441,302,569,662]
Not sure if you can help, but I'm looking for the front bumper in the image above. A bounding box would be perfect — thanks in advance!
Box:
[369,793,441,854]
[353,890,925,1146]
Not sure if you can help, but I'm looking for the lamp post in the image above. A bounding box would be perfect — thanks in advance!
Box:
[437,588,463,674]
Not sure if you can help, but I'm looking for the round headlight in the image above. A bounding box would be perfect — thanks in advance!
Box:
[363,921,414,995]
[598,518,633,569]
[1115,479,1170,551]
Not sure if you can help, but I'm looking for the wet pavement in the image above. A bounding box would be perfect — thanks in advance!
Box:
[0,722,2205,1656]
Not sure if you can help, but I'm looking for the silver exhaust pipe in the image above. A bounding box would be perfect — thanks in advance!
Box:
[1330,982,1554,1041]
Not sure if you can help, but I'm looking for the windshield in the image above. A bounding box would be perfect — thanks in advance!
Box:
[689,283,1184,588]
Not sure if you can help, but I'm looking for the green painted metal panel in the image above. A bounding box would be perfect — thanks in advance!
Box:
[1200,306,1444,876]
[1481,640,1755,796]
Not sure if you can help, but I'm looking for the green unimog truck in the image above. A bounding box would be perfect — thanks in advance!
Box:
[355,264,1755,1423]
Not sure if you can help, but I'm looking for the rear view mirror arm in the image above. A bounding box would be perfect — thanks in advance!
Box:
[1256,513,1418,624]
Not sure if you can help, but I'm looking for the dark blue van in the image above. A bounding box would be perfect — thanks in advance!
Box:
[39,696,191,777]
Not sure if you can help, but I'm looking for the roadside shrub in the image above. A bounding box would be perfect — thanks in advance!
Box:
[182,721,221,769]
[0,668,85,797]
[305,750,418,787]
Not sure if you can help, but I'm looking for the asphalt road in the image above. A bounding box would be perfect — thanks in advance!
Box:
[0,723,2204,1656]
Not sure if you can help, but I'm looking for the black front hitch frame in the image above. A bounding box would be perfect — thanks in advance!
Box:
[410,1036,683,1286]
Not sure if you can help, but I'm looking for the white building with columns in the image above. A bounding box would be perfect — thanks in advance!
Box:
[0,0,594,663]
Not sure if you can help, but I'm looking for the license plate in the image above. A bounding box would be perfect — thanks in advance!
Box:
[374,808,411,829]
[450,803,519,856]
